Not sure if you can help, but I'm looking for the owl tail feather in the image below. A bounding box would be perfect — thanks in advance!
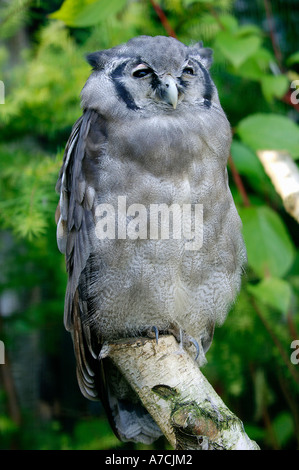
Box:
[107,394,163,444]
[98,358,162,445]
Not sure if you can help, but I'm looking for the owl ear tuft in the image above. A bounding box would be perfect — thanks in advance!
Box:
[86,51,110,70]
[189,42,213,70]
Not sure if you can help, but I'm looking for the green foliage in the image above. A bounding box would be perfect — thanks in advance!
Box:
[238,113,299,159]
[239,205,295,278]
[0,0,31,40]
[260,75,289,102]
[215,28,262,68]
[272,412,295,449]
[0,145,61,239]
[287,51,299,66]
[0,21,90,139]
[73,418,121,450]
[248,278,292,315]
[0,0,299,451]
[50,0,128,27]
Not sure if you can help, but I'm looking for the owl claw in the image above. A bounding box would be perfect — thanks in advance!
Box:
[188,337,200,361]
[171,328,200,361]
[153,326,159,344]
[147,326,159,344]
[180,330,200,360]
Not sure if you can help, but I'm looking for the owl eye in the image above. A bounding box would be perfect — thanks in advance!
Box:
[183,67,194,75]
[132,66,152,78]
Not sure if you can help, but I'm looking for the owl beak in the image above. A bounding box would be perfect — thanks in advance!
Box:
[161,75,178,109]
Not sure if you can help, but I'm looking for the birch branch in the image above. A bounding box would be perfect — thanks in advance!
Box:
[103,335,260,450]
[257,150,299,223]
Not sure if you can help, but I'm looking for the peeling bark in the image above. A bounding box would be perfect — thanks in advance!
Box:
[257,150,299,223]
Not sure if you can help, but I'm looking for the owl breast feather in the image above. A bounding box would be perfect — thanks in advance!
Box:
[106,106,231,175]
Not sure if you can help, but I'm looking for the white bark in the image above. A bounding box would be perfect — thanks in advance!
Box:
[103,335,260,450]
[257,150,299,223]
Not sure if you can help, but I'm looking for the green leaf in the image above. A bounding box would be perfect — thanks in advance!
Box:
[230,141,277,198]
[236,48,273,81]
[244,424,266,442]
[235,24,262,37]
[215,30,261,68]
[74,418,120,450]
[247,278,292,314]
[239,206,295,278]
[50,0,127,27]
[183,0,212,5]
[260,75,289,102]
[287,51,299,66]
[238,113,299,159]
[218,14,239,32]
[230,140,265,179]
[49,0,96,25]
[0,415,18,433]
[272,412,295,448]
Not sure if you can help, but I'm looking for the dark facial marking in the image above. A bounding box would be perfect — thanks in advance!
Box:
[178,77,189,90]
[150,73,161,91]
[193,59,214,108]
[111,62,139,111]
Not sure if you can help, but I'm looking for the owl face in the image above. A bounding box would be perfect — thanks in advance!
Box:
[81,35,220,118]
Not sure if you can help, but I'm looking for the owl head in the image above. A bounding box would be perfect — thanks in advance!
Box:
[81,35,220,118]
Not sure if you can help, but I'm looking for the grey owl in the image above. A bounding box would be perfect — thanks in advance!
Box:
[56,35,246,444]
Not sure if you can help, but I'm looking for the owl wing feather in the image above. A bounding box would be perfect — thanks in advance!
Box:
[56,109,104,400]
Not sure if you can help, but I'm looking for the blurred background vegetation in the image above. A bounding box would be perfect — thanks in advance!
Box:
[0,0,299,450]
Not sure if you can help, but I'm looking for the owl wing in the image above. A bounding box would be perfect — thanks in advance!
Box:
[56,110,165,444]
[56,109,104,401]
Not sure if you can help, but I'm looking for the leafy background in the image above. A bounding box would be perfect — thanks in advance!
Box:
[0,0,299,450]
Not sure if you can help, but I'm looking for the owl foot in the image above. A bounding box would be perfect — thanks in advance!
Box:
[146,327,200,361]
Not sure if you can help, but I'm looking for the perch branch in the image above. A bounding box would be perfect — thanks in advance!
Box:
[257,150,299,223]
[102,335,260,450]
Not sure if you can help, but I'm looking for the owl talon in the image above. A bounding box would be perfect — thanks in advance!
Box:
[170,328,200,361]
[153,326,159,344]
[180,330,200,360]
[188,337,200,361]
[146,326,159,344]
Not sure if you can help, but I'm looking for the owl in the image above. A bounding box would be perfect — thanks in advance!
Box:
[56,35,246,444]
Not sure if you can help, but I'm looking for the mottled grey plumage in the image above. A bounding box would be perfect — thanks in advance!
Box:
[56,35,246,444]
